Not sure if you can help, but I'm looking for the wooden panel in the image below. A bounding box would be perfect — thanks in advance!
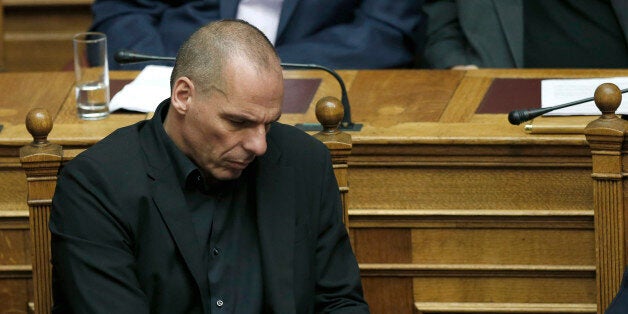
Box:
[3,5,91,71]
[0,0,5,71]
[0,167,27,212]
[413,276,595,304]
[411,228,594,265]
[352,212,595,312]
[353,228,412,263]
[0,228,29,264]
[349,70,463,126]
[4,0,91,5]
[0,277,31,314]
[349,166,592,211]
[362,277,414,314]
[0,214,31,314]
[415,302,596,314]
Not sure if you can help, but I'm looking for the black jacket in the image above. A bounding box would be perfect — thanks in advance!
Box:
[50,101,368,313]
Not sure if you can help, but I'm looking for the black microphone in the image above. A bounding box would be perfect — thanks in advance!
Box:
[114,50,176,63]
[114,50,361,131]
[508,87,628,125]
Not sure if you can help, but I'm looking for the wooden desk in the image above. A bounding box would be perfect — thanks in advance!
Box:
[2,0,92,72]
[2,69,628,313]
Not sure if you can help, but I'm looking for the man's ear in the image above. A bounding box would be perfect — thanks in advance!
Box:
[170,77,196,115]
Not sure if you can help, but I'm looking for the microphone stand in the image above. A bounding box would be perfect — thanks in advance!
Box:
[508,88,628,125]
[114,50,362,131]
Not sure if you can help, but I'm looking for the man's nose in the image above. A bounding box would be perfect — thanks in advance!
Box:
[243,125,268,156]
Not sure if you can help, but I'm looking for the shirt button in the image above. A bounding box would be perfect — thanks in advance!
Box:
[216,299,224,307]
[212,247,220,256]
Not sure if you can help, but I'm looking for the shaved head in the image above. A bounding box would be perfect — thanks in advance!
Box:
[170,19,282,95]
[164,19,284,182]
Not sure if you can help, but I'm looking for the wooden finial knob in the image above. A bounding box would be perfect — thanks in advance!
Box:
[315,96,344,132]
[25,108,53,145]
[594,83,622,116]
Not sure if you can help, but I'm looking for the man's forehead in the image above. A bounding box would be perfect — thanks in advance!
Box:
[221,101,282,119]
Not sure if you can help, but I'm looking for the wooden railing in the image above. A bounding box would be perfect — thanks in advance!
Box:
[584,82,628,313]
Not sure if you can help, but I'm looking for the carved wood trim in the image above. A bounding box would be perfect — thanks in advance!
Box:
[312,96,352,229]
[415,302,596,314]
[0,0,4,71]
[359,263,595,278]
[583,83,628,313]
[349,209,593,229]
[0,264,31,278]
[350,160,593,168]
[19,108,62,314]
[3,0,91,6]
[0,210,29,229]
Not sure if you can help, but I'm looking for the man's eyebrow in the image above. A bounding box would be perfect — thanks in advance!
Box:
[223,112,256,121]
[222,111,282,123]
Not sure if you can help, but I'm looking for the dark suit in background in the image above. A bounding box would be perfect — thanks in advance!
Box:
[91,0,425,69]
[423,0,628,69]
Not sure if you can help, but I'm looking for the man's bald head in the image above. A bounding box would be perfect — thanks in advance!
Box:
[170,19,282,94]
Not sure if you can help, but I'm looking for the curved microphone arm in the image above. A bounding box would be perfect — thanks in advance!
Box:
[114,50,359,130]
[508,88,628,125]
[280,62,352,129]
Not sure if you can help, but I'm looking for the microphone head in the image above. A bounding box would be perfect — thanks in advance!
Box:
[114,50,134,64]
[508,110,525,125]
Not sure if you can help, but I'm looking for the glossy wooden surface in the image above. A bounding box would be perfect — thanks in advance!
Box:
[3,68,628,313]
[2,0,91,72]
[0,0,5,71]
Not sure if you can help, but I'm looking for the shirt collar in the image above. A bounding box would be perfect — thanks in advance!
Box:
[155,100,203,191]
[155,99,242,194]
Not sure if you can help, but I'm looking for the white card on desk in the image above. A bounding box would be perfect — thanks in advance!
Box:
[108,65,173,113]
[542,77,628,116]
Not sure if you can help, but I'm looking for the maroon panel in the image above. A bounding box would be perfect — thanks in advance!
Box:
[282,78,321,113]
[476,78,542,114]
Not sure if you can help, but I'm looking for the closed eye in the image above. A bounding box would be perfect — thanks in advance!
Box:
[229,119,251,127]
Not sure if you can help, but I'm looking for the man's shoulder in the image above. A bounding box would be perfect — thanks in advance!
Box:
[268,122,328,155]
[70,121,147,166]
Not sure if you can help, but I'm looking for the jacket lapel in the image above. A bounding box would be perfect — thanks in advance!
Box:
[255,137,297,312]
[492,0,523,67]
[611,0,628,44]
[151,180,208,295]
[140,102,209,312]
[276,0,299,43]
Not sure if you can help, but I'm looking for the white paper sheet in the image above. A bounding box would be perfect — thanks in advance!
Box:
[542,77,628,116]
[108,65,173,113]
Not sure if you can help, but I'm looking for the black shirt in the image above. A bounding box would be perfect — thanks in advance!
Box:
[156,103,263,313]
[524,0,628,68]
